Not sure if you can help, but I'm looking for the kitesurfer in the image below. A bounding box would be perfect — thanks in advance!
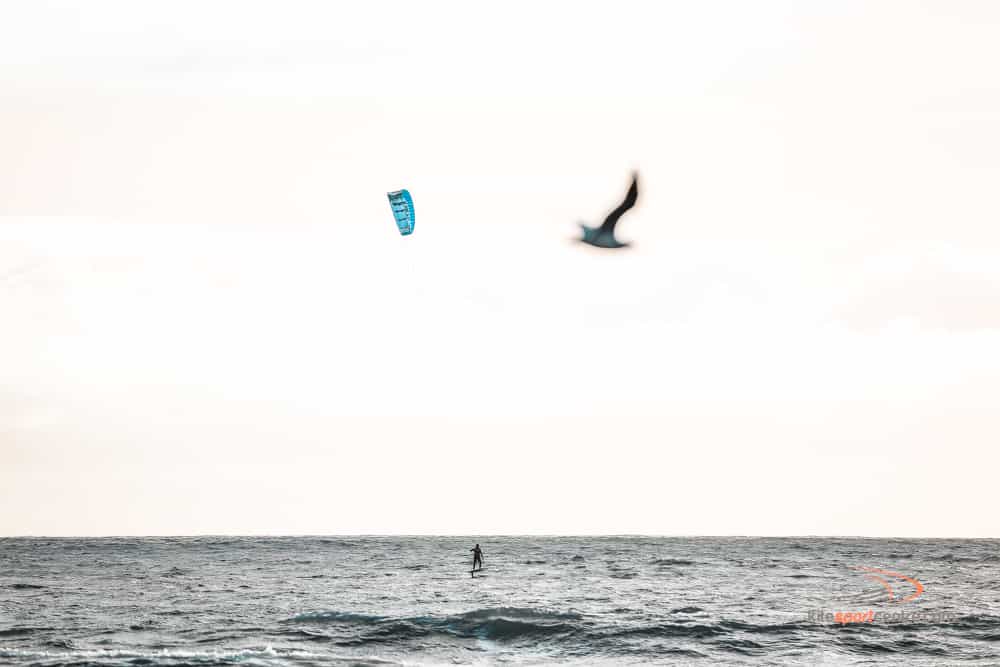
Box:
[471,544,483,571]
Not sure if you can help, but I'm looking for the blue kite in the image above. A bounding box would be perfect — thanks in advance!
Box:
[386,189,415,236]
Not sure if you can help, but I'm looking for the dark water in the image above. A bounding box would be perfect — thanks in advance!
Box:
[2,537,999,665]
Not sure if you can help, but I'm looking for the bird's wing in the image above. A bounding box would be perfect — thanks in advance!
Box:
[598,173,639,234]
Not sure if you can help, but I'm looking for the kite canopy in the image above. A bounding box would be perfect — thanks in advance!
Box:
[386,189,415,236]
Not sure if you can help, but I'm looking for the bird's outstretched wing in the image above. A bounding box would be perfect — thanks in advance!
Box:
[598,172,639,235]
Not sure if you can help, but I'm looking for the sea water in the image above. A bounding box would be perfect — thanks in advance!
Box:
[2,536,999,665]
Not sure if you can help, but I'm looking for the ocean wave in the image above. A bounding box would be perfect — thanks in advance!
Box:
[670,606,705,614]
[715,638,766,655]
[0,646,399,666]
[317,539,359,548]
[0,646,307,662]
[443,616,574,641]
[888,613,1000,632]
[455,607,582,621]
[0,627,51,637]
[289,607,583,643]
[927,552,1000,564]
[128,620,160,631]
[651,558,698,566]
[286,607,849,647]
[719,620,812,635]
[290,611,388,624]
[604,622,728,639]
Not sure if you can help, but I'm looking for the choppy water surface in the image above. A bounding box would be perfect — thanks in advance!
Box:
[2,537,999,665]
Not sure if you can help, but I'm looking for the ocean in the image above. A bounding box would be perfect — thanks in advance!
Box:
[1,537,998,665]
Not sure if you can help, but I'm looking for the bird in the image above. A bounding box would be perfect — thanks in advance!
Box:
[578,172,639,249]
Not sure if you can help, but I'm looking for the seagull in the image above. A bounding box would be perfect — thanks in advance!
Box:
[579,172,639,249]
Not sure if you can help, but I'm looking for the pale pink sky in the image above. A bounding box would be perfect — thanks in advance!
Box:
[2,1,999,536]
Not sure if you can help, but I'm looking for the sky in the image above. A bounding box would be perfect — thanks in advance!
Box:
[1,1,999,536]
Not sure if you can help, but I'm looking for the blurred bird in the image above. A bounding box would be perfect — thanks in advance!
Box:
[579,172,639,249]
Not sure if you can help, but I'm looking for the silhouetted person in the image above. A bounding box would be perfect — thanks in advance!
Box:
[579,172,639,248]
[471,544,483,571]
